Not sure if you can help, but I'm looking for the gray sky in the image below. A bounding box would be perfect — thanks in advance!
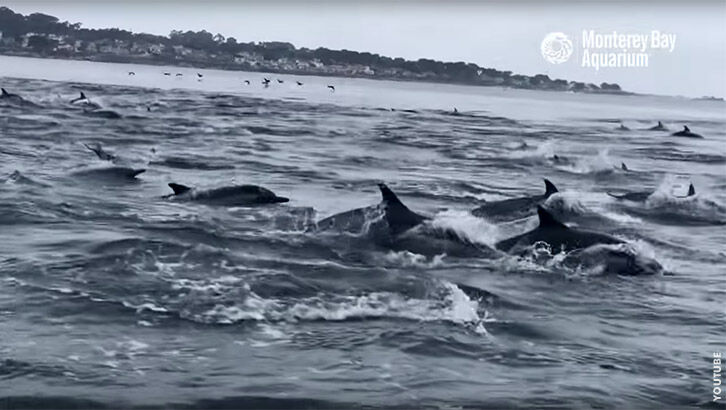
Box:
[3,1,725,97]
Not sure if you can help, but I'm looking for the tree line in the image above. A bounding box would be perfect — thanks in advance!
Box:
[0,6,622,92]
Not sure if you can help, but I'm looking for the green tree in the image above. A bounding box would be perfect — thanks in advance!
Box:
[27,35,58,54]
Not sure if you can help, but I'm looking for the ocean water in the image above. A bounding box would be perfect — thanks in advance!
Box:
[1,55,725,409]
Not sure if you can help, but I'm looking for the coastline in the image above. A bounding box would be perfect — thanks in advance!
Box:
[5,54,725,109]
[0,50,632,97]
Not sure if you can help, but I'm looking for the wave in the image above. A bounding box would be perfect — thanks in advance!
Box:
[179,281,488,333]
[553,149,618,175]
[501,241,664,277]
[614,178,726,226]
[428,209,501,246]
[150,156,236,170]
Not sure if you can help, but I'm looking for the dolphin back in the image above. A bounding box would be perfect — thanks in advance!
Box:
[175,184,289,205]
[496,206,622,254]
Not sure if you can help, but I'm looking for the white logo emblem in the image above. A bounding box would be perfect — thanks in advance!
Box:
[541,32,573,64]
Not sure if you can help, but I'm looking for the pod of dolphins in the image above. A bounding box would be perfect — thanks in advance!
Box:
[616,120,705,139]
[2,85,707,277]
[77,137,697,277]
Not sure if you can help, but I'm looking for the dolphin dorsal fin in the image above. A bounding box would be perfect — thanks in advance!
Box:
[168,183,191,195]
[544,179,558,197]
[684,125,690,132]
[537,206,567,229]
[621,162,629,171]
[83,143,102,158]
[658,121,663,127]
[1,88,7,96]
[378,183,427,234]
[80,92,86,99]
[379,183,405,207]
[687,183,695,196]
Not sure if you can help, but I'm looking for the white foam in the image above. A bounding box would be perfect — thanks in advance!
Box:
[506,139,556,159]
[191,281,488,333]
[122,301,169,313]
[118,339,150,353]
[558,148,615,174]
[383,250,446,267]
[600,211,642,224]
[429,209,501,246]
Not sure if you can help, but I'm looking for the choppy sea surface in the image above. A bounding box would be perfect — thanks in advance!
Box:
[1,55,725,409]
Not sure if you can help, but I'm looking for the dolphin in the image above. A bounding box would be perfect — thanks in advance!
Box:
[377,184,497,257]
[607,183,695,202]
[472,179,558,222]
[550,154,575,166]
[3,170,49,187]
[671,125,704,139]
[616,123,630,131]
[84,143,116,162]
[684,183,696,197]
[84,109,122,119]
[1,88,22,101]
[71,167,145,182]
[512,141,529,150]
[378,183,428,235]
[607,191,652,202]
[313,183,427,234]
[646,121,668,131]
[70,91,89,104]
[70,92,102,110]
[314,201,384,234]
[561,244,663,276]
[495,206,623,254]
[0,88,37,106]
[621,162,629,171]
[496,207,662,275]
[315,184,493,258]
[164,183,289,206]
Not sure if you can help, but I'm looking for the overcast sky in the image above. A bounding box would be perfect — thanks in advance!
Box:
[3,1,725,98]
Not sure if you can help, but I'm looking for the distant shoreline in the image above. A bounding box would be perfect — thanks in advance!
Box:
[0,5,629,96]
[1,49,634,97]
[4,54,725,105]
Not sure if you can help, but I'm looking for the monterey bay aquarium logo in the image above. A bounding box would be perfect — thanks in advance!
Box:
[541,30,676,70]
[540,32,573,64]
